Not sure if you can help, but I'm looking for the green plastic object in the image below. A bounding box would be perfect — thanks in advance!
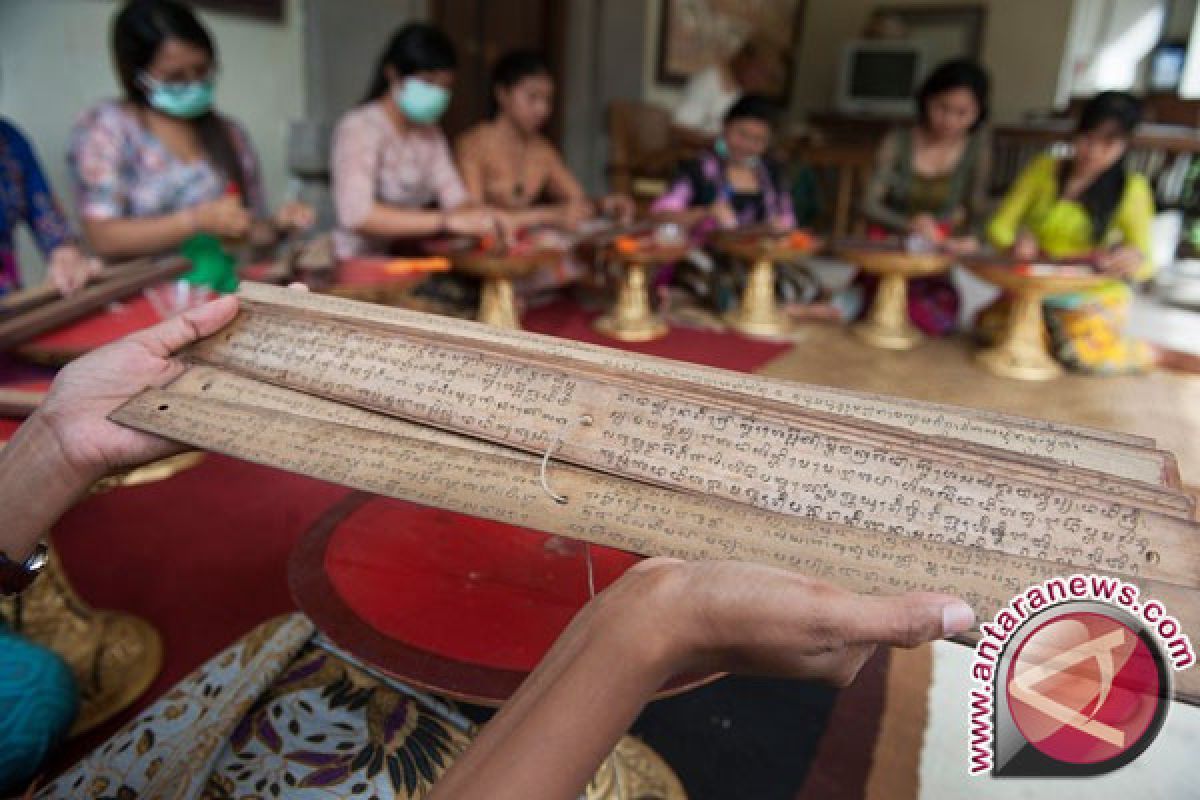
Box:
[180,233,239,293]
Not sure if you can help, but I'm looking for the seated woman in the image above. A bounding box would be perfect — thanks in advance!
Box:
[1,293,970,797]
[68,0,311,289]
[654,94,794,234]
[332,23,507,263]
[985,91,1177,374]
[0,118,99,296]
[860,59,992,336]
[456,50,632,296]
[652,95,828,315]
[457,50,589,228]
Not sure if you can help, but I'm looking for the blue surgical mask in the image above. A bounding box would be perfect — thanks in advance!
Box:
[394,77,451,124]
[141,73,215,118]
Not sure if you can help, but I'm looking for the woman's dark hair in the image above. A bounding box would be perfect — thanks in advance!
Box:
[363,24,457,103]
[916,58,990,132]
[1064,91,1143,239]
[112,0,247,198]
[723,94,779,127]
[490,49,551,116]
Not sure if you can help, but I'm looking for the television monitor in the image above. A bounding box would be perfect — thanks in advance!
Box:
[835,41,927,115]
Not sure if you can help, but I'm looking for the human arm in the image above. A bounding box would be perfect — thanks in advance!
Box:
[986,155,1053,253]
[332,115,503,240]
[649,159,735,228]
[767,160,797,230]
[67,111,251,259]
[79,199,251,260]
[455,129,489,206]
[0,121,97,292]
[430,559,974,800]
[1097,174,1155,280]
[0,295,240,562]
[860,130,913,233]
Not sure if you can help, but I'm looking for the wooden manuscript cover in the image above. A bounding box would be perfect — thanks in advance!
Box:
[110,284,1200,703]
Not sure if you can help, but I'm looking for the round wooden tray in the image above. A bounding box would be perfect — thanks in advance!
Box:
[712,233,819,263]
[609,242,691,267]
[289,493,718,707]
[965,261,1109,295]
[451,249,562,279]
[835,246,954,277]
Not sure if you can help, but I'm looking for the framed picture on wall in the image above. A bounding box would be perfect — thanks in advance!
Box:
[190,0,285,21]
[873,5,987,68]
[655,0,805,99]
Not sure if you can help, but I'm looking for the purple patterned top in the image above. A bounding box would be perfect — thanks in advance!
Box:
[651,149,796,231]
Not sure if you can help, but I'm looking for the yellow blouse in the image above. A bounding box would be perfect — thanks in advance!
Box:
[986,154,1156,282]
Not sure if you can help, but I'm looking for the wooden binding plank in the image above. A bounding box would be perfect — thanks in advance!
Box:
[193,306,1192,521]
[112,373,1200,705]
[180,291,1199,589]
[0,389,44,417]
[0,265,127,318]
[233,283,1173,483]
[0,257,190,352]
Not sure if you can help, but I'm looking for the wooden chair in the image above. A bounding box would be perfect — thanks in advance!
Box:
[788,140,875,238]
[607,100,691,210]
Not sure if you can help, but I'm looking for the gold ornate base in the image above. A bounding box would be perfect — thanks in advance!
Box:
[854,272,921,350]
[587,735,687,799]
[595,262,669,342]
[853,318,922,350]
[974,345,1063,381]
[0,551,162,736]
[478,276,521,330]
[724,258,790,339]
[974,291,1062,381]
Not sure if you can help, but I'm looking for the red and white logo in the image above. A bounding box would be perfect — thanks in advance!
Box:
[967,575,1192,777]
[1002,609,1166,772]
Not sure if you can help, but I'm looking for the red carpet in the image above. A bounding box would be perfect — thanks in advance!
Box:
[35,300,793,774]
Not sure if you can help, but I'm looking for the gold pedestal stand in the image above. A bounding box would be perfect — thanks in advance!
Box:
[594,245,686,342]
[724,256,789,338]
[0,551,164,736]
[715,236,815,340]
[967,262,1107,381]
[838,246,954,351]
[478,274,521,329]
[453,250,560,331]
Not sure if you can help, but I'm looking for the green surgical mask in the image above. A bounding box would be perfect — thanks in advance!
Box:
[715,137,760,169]
[394,78,451,124]
[141,73,215,119]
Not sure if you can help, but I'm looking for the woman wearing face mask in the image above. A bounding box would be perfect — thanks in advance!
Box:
[456,50,631,231]
[332,24,507,261]
[984,92,1182,374]
[67,0,312,266]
